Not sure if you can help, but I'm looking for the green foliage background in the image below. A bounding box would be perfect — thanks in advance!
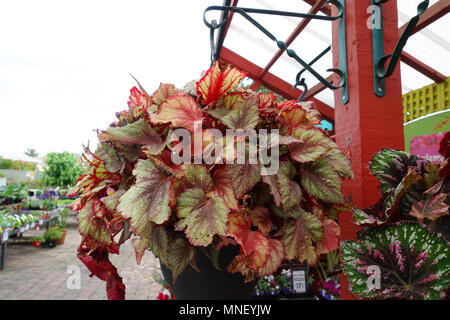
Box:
[43,152,82,187]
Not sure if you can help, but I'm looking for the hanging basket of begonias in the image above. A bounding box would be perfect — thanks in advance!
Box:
[69,61,353,300]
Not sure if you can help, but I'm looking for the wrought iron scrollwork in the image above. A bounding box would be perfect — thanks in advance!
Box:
[203,0,349,104]
[371,0,429,97]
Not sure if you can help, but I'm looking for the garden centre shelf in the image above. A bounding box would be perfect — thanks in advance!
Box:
[0,209,60,270]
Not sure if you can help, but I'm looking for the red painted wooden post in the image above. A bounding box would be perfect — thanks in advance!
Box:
[331,0,405,299]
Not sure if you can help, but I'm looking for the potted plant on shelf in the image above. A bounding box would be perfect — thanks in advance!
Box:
[54,208,70,245]
[69,61,353,300]
[44,227,63,248]
[341,141,450,300]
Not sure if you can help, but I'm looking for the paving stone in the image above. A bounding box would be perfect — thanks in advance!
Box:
[0,215,163,300]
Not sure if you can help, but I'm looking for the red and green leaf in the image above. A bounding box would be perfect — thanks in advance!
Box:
[289,128,333,163]
[78,200,113,246]
[175,188,229,247]
[316,218,340,255]
[410,192,449,223]
[151,92,203,132]
[117,159,171,242]
[226,162,261,200]
[300,157,345,204]
[196,61,247,105]
[250,206,273,234]
[257,239,285,277]
[98,119,163,146]
[276,213,323,264]
[210,94,260,130]
[151,83,175,105]
[207,166,239,210]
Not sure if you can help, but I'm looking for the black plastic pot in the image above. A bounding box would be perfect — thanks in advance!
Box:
[160,245,256,300]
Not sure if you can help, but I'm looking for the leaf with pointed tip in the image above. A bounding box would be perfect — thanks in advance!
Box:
[227,253,257,283]
[277,101,320,133]
[226,162,261,200]
[131,237,149,265]
[257,239,285,277]
[316,218,340,255]
[95,142,125,173]
[148,226,170,265]
[196,61,247,105]
[369,148,425,193]
[166,238,199,283]
[98,119,163,147]
[276,213,323,264]
[250,206,272,234]
[300,157,345,204]
[151,92,203,132]
[410,193,449,223]
[151,83,175,105]
[185,165,213,191]
[175,188,229,247]
[272,204,306,219]
[210,94,260,130]
[207,166,239,210]
[289,128,333,163]
[78,200,113,245]
[227,212,270,269]
[262,160,302,209]
[341,222,450,300]
[322,147,354,179]
[200,240,222,271]
[117,159,171,243]
[352,207,385,226]
[128,86,150,120]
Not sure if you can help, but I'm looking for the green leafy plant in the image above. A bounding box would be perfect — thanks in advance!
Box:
[341,143,450,300]
[44,227,63,241]
[71,62,353,300]
[55,208,70,229]
[43,152,83,187]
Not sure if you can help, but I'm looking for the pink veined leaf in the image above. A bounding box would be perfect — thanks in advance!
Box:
[410,192,449,223]
[77,200,114,246]
[128,86,150,113]
[196,61,247,105]
[207,166,239,210]
[151,92,203,132]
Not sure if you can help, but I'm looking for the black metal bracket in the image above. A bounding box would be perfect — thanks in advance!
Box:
[371,0,429,97]
[204,0,349,104]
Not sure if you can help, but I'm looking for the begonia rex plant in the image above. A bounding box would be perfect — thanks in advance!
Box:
[70,61,353,299]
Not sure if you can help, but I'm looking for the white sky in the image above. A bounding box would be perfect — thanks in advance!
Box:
[0,0,220,157]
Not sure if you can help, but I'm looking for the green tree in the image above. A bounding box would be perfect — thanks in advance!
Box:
[43,152,82,187]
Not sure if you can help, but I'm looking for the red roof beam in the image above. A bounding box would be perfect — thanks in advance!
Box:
[257,0,329,79]
[400,51,447,83]
[220,46,335,123]
[303,0,331,16]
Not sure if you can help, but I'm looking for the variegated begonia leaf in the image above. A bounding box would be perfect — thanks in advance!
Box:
[148,226,170,266]
[207,166,239,210]
[316,218,340,255]
[262,160,302,209]
[78,200,113,246]
[196,61,247,105]
[127,86,150,120]
[256,239,285,277]
[210,94,260,130]
[300,157,345,204]
[151,83,175,105]
[410,192,449,223]
[276,213,323,264]
[289,128,333,163]
[322,147,354,179]
[272,204,306,219]
[166,238,200,283]
[95,142,125,173]
[175,188,229,247]
[277,100,320,134]
[151,92,203,132]
[98,119,163,146]
[227,212,270,270]
[250,206,273,234]
[226,161,261,200]
[352,207,385,226]
[341,222,450,300]
[117,159,171,243]
[369,148,426,193]
[184,165,213,191]
[100,189,126,212]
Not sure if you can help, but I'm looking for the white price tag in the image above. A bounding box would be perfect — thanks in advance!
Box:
[292,270,307,293]
[20,227,26,233]
[25,224,30,231]
[38,220,43,225]
[2,229,9,242]
[31,222,36,228]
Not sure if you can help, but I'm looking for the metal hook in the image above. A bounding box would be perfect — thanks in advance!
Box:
[296,78,308,102]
